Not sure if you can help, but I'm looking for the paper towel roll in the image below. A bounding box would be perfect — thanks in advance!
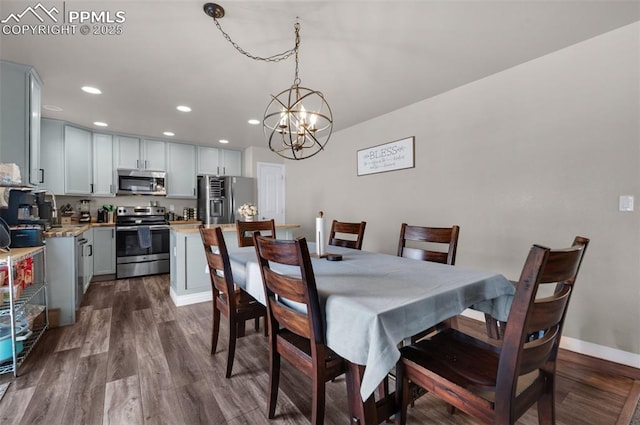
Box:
[316,215,326,256]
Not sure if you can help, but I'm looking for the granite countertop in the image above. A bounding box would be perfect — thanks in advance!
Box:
[172,223,301,234]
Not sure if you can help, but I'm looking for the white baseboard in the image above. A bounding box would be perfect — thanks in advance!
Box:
[169,287,212,307]
[462,310,640,370]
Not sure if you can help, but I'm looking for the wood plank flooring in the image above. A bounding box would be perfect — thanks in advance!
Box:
[1,274,639,424]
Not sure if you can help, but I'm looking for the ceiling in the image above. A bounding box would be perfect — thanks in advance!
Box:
[1,1,639,152]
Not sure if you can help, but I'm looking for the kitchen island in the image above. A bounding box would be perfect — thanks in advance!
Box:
[169,223,300,306]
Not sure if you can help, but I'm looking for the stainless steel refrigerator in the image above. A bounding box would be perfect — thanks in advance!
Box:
[197,175,255,224]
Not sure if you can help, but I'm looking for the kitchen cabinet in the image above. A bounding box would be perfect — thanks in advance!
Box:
[166,143,196,198]
[0,246,48,376]
[39,119,65,195]
[92,133,115,196]
[197,146,242,176]
[169,225,296,306]
[0,60,42,185]
[64,125,93,195]
[93,227,115,275]
[82,229,94,293]
[114,136,166,171]
[46,233,83,326]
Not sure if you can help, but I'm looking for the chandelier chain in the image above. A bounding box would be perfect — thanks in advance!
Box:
[213,17,300,64]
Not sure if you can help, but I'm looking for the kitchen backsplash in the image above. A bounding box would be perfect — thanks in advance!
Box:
[56,195,197,221]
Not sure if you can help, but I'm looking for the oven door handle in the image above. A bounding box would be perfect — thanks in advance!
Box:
[116,225,170,231]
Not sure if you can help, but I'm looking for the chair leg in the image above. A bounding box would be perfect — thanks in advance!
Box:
[211,304,221,354]
[268,350,281,419]
[484,313,501,339]
[254,317,260,332]
[395,363,408,425]
[225,315,237,379]
[311,375,326,425]
[537,376,556,425]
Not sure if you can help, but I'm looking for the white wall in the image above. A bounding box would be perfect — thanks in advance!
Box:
[284,23,640,355]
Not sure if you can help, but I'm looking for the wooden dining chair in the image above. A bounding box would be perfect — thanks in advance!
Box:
[397,223,460,265]
[395,236,589,425]
[236,219,276,247]
[484,236,589,341]
[253,234,346,425]
[199,225,267,378]
[328,220,366,250]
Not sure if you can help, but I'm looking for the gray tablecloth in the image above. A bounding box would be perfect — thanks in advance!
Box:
[227,243,514,400]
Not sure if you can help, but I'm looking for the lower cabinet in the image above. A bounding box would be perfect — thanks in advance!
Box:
[169,226,295,306]
[93,227,116,275]
[46,236,80,326]
[82,229,93,292]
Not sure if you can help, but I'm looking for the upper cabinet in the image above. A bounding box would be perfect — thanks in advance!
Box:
[0,60,42,185]
[197,146,242,176]
[93,133,115,196]
[166,143,196,198]
[40,119,65,194]
[114,137,166,171]
[64,125,93,195]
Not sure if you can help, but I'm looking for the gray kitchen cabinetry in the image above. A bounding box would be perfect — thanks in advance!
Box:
[114,136,166,171]
[39,119,65,194]
[0,60,42,185]
[82,229,94,293]
[197,146,242,176]
[64,125,93,195]
[46,236,80,326]
[92,133,115,196]
[93,227,115,275]
[170,230,210,300]
[166,143,196,198]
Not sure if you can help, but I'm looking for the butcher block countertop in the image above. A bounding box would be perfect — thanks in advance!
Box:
[43,224,91,238]
[171,223,300,234]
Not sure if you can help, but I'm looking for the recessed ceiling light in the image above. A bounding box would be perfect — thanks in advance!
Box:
[93,121,108,127]
[163,131,175,137]
[219,139,229,144]
[248,119,260,125]
[176,105,192,112]
[82,86,102,95]
[43,104,63,111]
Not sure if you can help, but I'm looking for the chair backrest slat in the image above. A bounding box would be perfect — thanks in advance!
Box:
[397,224,460,265]
[254,235,325,343]
[200,225,235,309]
[328,220,366,250]
[237,219,276,247]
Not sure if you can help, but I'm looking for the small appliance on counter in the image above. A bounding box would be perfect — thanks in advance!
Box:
[0,188,46,247]
[78,199,91,223]
[97,204,115,223]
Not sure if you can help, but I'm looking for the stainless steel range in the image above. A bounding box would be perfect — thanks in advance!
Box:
[115,206,170,279]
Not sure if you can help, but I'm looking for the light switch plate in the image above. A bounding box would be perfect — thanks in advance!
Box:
[619,195,634,212]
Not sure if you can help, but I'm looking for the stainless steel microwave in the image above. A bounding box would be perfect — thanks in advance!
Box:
[117,169,167,196]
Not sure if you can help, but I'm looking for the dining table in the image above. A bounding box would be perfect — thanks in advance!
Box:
[227,242,515,425]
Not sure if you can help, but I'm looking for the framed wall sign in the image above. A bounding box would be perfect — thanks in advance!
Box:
[357,136,415,176]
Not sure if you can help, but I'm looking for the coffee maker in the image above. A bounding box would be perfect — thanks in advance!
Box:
[78,199,91,223]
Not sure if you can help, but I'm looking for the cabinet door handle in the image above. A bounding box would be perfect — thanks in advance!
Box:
[222,167,226,175]
[88,244,93,257]
[145,160,148,169]
[110,184,113,194]
[136,159,140,168]
[90,183,94,193]
[216,166,220,175]
[39,168,44,183]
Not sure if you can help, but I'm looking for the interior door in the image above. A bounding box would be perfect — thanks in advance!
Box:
[257,162,285,223]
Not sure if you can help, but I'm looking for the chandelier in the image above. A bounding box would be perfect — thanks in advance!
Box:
[203,3,333,160]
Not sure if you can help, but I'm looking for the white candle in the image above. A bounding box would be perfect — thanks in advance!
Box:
[316,212,325,256]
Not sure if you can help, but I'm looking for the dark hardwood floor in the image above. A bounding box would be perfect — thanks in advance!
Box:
[1,275,639,424]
